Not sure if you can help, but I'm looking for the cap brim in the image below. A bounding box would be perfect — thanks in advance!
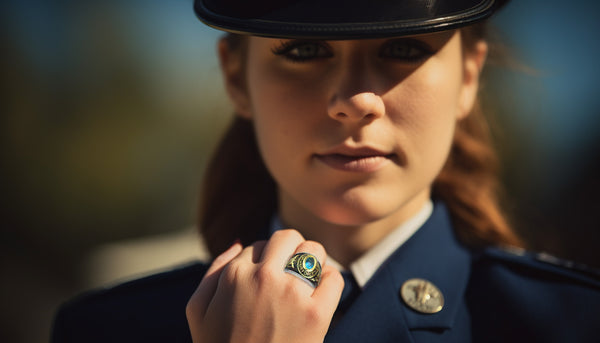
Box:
[194,0,508,39]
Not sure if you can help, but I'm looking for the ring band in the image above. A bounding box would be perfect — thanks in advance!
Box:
[284,253,322,288]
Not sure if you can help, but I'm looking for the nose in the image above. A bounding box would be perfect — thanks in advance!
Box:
[327,69,385,123]
[327,92,385,122]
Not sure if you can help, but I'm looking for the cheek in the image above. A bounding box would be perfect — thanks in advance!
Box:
[250,63,309,122]
[247,61,331,146]
[409,63,462,116]
[387,64,463,165]
[248,66,293,134]
[245,65,319,176]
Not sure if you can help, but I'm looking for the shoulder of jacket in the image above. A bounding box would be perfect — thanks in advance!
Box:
[477,245,600,288]
[89,260,206,296]
[57,260,208,314]
[52,261,208,342]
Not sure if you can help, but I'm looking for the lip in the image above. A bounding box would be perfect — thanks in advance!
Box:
[314,146,395,173]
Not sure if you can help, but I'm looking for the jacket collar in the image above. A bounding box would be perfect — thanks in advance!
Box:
[325,201,472,342]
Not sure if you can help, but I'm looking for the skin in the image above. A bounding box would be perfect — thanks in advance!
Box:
[187,30,488,342]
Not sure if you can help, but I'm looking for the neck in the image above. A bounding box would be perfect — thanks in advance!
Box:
[279,193,430,268]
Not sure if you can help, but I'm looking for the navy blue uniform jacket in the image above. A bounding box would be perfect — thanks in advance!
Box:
[52,203,600,342]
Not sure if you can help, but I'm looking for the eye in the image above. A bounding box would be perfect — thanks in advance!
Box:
[380,39,433,62]
[272,40,332,62]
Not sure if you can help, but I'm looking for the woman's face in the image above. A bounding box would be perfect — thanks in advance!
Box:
[223,31,486,228]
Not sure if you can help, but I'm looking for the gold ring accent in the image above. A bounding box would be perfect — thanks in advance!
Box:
[284,253,322,287]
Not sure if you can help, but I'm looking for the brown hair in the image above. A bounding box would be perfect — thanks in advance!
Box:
[199,25,522,257]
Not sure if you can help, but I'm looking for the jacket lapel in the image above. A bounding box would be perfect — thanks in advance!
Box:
[325,264,414,343]
[325,202,473,343]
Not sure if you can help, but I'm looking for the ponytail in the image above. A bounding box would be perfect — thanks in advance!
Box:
[199,117,276,257]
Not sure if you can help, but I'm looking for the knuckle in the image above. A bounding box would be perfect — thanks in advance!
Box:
[304,305,326,326]
[185,302,195,320]
[212,252,231,266]
[279,273,311,299]
[329,268,344,286]
[254,264,275,285]
[221,260,243,284]
[321,267,344,291]
[185,297,200,322]
[299,240,325,255]
[273,228,304,241]
[281,283,298,300]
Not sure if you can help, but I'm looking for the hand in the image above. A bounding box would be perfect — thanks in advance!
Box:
[186,229,344,343]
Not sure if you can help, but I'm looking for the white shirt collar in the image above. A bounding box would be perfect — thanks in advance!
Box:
[270,199,434,288]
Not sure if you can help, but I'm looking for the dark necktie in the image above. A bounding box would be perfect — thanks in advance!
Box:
[336,271,361,316]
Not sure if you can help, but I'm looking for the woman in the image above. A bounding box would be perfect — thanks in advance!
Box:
[52,1,600,342]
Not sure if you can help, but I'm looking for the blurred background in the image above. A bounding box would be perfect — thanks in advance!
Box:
[1,0,599,342]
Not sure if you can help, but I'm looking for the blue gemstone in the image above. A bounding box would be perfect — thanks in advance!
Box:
[305,256,315,270]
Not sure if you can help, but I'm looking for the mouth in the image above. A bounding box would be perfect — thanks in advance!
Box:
[314,146,396,173]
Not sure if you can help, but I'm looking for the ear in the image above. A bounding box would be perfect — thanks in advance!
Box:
[218,38,252,119]
[457,40,488,120]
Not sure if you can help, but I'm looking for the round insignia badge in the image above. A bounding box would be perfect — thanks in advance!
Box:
[400,278,444,314]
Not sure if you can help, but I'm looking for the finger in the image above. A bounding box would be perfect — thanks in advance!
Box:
[186,242,243,322]
[233,239,268,265]
[311,265,344,314]
[260,229,305,267]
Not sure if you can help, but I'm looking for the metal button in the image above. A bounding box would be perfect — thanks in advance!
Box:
[400,278,444,314]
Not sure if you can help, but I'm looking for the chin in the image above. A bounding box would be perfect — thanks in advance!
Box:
[316,201,396,227]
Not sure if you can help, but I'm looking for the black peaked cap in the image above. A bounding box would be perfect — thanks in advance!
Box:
[194,0,509,39]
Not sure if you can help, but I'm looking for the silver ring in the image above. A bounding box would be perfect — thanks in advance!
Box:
[284,253,322,288]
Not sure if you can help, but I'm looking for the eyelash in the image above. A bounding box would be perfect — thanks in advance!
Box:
[271,39,434,63]
[271,40,332,62]
[379,39,434,62]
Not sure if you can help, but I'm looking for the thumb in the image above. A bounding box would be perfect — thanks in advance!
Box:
[186,242,243,325]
